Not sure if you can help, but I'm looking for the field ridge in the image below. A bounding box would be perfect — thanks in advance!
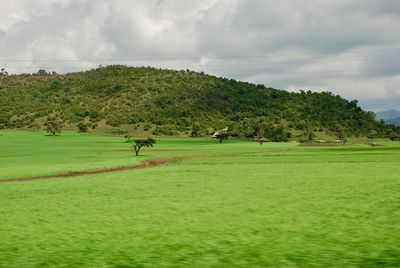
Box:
[0,157,182,183]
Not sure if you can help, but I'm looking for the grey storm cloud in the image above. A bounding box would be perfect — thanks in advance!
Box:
[0,0,400,111]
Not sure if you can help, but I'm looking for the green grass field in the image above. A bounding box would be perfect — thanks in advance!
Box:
[0,130,399,267]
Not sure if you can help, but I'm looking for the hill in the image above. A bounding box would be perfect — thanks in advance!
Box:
[376,109,400,121]
[387,117,400,126]
[0,65,398,138]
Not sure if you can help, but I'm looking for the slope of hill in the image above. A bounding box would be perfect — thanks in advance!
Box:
[387,117,400,126]
[376,109,400,121]
[0,65,398,137]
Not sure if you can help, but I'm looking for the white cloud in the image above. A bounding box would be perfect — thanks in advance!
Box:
[384,75,400,97]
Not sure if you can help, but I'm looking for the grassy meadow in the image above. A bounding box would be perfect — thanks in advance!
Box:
[0,130,399,267]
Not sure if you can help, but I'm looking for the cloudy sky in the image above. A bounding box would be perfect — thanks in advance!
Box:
[1,0,400,111]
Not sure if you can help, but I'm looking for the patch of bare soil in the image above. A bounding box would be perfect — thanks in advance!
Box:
[0,158,182,183]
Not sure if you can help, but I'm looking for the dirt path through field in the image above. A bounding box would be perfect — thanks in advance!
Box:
[0,149,271,183]
[0,158,182,183]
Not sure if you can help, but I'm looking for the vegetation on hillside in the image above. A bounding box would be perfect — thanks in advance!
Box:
[0,65,399,139]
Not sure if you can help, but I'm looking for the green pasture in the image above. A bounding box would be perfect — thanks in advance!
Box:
[0,130,399,267]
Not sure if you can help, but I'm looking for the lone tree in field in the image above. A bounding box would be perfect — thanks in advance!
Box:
[132,138,156,156]
[45,119,62,136]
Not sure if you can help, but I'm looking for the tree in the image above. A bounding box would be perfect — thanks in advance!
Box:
[308,131,316,141]
[0,68,8,76]
[296,120,307,130]
[37,69,48,76]
[132,138,156,156]
[215,132,230,143]
[190,122,202,137]
[251,118,267,140]
[337,130,348,145]
[46,120,62,136]
[368,129,378,139]
[389,131,400,141]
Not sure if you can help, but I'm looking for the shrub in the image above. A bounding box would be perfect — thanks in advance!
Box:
[265,126,290,142]
[153,125,178,136]
[143,123,152,131]
[45,119,62,135]
[308,131,316,141]
[77,122,89,132]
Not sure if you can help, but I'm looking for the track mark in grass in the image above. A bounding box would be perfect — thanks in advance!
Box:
[104,149,188,152]
[0,158,182,183]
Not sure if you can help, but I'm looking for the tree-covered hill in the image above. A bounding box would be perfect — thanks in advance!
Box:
[0,65,398,138]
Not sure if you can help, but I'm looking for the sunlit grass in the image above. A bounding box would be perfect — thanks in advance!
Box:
[0,131,399,267]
